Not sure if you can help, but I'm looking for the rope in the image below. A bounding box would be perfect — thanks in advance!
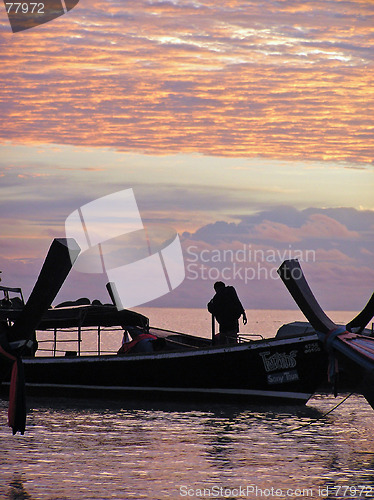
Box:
[278,392,354,435]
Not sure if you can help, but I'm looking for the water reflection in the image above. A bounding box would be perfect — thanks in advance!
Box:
[1,395,374,499]
[7,473,33,500]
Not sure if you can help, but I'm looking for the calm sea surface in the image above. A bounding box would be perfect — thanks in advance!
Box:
[1,309,374,500]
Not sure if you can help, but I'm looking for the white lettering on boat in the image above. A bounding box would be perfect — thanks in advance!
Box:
[267,370,299,385]
[260,350,297,372]
[304,342,321,353]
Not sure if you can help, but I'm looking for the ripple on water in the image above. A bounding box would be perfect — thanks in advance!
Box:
[0,394,374,499]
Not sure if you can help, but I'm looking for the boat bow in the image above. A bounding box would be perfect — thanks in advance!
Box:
[278,259,374,408]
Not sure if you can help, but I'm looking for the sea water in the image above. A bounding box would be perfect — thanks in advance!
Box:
[1,309,373,500]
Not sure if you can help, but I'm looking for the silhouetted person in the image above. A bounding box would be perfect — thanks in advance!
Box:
[207,281,247,344]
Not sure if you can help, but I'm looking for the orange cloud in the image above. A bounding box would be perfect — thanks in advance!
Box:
[298,214,360,239]
[246,213,359,242]
[0,0,373,163]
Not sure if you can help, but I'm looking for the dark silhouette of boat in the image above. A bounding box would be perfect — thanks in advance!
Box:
[278,259,374,406]
[0,239,373,433]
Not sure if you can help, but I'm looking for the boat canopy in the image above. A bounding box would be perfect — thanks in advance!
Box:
[0,297,148,330]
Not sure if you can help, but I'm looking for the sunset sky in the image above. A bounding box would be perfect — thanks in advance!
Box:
[1,0,373,312]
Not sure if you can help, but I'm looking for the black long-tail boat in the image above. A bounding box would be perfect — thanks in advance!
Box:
[0,239,373,434]
[278,259,374,408]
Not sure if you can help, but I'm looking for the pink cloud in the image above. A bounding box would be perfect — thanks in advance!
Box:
[247,213,359,242]
[249,220,300,242]
[0,0,373,163]
[314,248,353,262]
[298,214,359,239]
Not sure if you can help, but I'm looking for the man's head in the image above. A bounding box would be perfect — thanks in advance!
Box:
[214,281,225,292]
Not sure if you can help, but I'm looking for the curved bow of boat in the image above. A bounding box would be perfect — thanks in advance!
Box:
[278,259,374,409]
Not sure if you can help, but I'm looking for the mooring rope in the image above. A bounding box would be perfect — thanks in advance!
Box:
[278,392,354,435]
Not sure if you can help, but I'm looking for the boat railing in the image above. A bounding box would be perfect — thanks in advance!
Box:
[238,333,264,343]
[164,338,200,349]
[0,286,25,319]
[36,325,124,357]
[35,326,265,357]
[0,285,24,304]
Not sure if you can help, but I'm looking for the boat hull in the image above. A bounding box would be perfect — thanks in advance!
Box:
[2,334,327,405]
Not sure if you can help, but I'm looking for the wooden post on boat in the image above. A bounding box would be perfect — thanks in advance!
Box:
[53,327,57,357]
[78,325,81,356]
[211,314,215,345]
[98,325,101,356]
